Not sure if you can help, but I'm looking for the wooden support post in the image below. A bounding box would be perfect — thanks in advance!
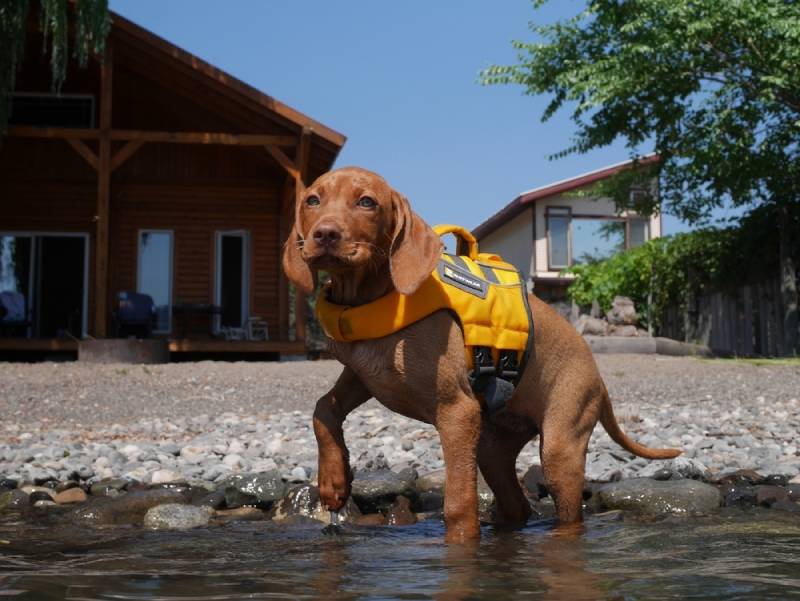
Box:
[65,138,99,170]
[278,176,294,341]
[293,127,312,342]
[94,42,113,338]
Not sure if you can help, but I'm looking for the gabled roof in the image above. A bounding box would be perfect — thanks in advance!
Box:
[473,155,659,240]
[110,11,346,149]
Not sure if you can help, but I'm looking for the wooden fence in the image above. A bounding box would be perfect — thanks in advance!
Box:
[659,276,794,356]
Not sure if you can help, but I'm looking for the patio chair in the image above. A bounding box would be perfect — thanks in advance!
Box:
[113,291,156,338]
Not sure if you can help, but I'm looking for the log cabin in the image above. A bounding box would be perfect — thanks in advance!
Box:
[0,11,345,359]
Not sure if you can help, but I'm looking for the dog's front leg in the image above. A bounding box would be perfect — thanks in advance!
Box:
[436,391,482,543]
[313,367,371,511]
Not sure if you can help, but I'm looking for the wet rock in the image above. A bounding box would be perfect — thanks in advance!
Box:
[522,464,548,499]
[270,484,361,524]
[714,469,764,487]
[416,469,446,511]
[385,495,417,526]
[54,488,87,505]
[214,507,266,522]
[20,485,55,500]
[351,469,417,513]
[0,489,28,510]
[651,468,674,481]
[221,471,285,508]
[144,504,214,530]
[90,478,129,497]
[722,486,757,507]
[71,489,189,526]
[598,478,721,515]
[55,481,80,493]
[0,479,18,491]
[771,500,800,513]
[763,474,789,487]
[754,485,789,507]
[195,490,226,510]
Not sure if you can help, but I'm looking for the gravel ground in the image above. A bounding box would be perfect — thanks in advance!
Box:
[1,355,799,485]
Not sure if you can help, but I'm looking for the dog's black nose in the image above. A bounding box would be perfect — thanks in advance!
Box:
[313,223,342,246]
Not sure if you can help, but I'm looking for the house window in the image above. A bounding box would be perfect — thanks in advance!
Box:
[572,219,626,264]
[546,207,650,269]
[628,219,649,248]
[547,207,570,270]
[9,93,95,128]
[137,230,173,333]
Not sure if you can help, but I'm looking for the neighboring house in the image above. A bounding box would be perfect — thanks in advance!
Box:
[0,10,345,357]
[473,158,661,301]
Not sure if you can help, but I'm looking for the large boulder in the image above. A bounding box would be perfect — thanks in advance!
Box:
[351,468,417,513]
[597,478,721,515]
[574,315,608,336]
[220,471,286,508]
[606,296,638,326]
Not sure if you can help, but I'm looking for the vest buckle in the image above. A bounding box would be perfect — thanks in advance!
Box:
[498,350,519,380]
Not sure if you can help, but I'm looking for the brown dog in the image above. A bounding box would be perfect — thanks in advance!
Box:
[283,166,679,543]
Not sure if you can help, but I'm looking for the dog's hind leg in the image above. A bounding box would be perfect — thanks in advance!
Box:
[477,416,536,528]
[313,367,371,512]
[539,416,593,528]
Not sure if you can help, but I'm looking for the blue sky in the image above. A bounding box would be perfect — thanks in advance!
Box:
[108,0,727,235]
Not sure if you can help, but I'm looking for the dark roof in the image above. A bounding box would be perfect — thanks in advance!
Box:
[473,155,659,240]
[110,11,346,150]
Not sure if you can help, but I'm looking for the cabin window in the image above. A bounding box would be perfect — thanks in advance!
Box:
[9,93,95,128]
[628,219,649,249]
[215,231,250,331]
[546,207,651,269]
[546,207,571,270]
[137,230,173,333]
[572,218,626,264]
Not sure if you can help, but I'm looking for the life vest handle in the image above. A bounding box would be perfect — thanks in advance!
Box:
[433,224,479,260]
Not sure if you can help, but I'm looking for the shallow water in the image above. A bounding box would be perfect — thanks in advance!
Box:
[1,509,799,600]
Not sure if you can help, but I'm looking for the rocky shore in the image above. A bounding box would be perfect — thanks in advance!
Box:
[1,355,799,529]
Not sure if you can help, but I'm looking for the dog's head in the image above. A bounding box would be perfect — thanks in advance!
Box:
[283,166,442,296]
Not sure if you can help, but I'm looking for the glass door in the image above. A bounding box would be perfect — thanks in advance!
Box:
[137,230,173,333]
[215,231,249,332]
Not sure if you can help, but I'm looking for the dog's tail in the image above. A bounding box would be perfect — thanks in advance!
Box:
[599,391,681,460]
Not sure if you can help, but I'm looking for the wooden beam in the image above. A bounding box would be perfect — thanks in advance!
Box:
[293,127,313,343]
[65,138,99,171]
[8,126,100,140]
[110,139,145,172]
[264,144,301,181]
[9,126,296,147]
[111,130,297,146]
[94,41,113,339]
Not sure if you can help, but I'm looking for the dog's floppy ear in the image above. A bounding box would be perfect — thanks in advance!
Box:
[282,216,315,295]
[390,191,442,295]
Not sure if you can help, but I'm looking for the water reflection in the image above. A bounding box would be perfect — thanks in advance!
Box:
[0,511,799,600]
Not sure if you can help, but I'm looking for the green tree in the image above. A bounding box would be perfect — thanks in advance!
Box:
[1,0,109,131]
[483,0,800,352]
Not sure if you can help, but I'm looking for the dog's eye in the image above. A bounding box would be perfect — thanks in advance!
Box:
[306,196,320,207]
[357,196,377,209]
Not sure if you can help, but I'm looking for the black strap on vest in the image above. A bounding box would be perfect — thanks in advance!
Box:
[469,347,520,415]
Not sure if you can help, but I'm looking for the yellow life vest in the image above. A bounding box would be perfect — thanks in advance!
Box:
[315,225,533,388]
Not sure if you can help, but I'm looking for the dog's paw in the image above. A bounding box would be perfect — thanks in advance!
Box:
[318,472,351,511]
